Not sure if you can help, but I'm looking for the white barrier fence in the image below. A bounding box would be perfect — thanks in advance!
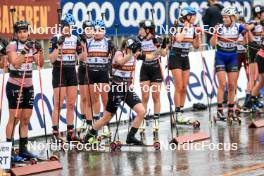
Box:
[0,50,247,140]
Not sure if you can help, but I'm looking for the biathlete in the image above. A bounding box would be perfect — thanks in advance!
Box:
[85,38,145,145]
[49,13,82,142]
[169,7,200,124]
[137,20,167,136]
[210,7,251,122]
[6,21,44,160]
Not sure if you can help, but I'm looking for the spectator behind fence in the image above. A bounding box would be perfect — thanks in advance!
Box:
[202,0,224,44]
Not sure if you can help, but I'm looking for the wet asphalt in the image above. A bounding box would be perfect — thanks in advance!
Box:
[22,102,264,176]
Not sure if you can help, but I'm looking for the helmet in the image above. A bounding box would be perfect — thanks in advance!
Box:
[14,21,29,33]
[93,20,105,29]
[82,20,94,29]
[221,7,238,16]
[139,20,155,30]
[61,13,75,26]
[181,7,197,17]
[252,5,264,17]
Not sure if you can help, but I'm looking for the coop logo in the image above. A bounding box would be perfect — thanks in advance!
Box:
[62,1,115,28]
[119,2,165,27]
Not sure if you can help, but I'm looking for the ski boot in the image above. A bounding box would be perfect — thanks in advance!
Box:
[19,147,38,160]
[227,111,241,125]
[213,111,227,123]
[67,129,82,143]
[101,125,112,140]
[84,129,100,146]
[11,149,24,164]
[126,134,143,146]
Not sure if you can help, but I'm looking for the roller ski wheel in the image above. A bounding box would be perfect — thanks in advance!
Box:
[30,158,38,165]
[192,120,200,129]
[49,155,59,161]
[153,141,160,150]
[110,142,117,152]
[116,141,122,151]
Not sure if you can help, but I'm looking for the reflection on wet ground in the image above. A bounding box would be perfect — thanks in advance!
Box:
[36,109,264,176]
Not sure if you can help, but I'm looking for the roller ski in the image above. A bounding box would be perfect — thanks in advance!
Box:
[174,112,200,129]
[109,134,160,152]
[227,112,241,126]
[213,111,227,123]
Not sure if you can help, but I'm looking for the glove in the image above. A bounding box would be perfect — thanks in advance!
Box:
[127,39,141,54]
[78,34,86,43]
[76,45,82,55]
[0,38,9,55]
[34,41,42,52]
[57,36,65,46]
[25,41,34,50]
[161,37,169,49]
[21,40,34,54]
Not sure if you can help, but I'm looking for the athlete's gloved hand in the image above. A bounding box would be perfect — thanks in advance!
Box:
[161,37,169,49]
[79,34,86,43]
[34,41,42,52]
[0,38,9,55]
[127,38,141,54]
[57,35,65,46]
[21,41,34,55]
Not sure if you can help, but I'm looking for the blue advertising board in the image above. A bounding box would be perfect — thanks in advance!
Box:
[61,0,253,36]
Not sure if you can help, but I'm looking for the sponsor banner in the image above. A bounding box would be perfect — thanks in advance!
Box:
[0,0,60,39]
[0,142,12,169]
[61,0,252,36]
[0,50,247,140]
